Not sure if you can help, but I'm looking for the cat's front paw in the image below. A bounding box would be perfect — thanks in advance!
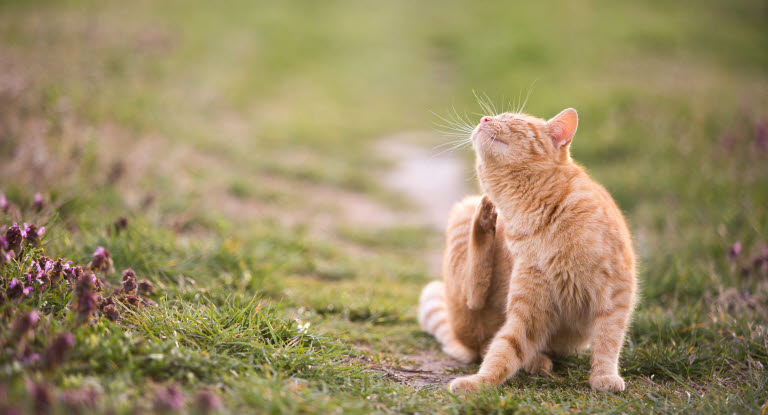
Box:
[589,374,625,392]
[476,195,497,233]
[448,375,486,394]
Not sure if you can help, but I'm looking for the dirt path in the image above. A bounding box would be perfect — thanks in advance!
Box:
[371,131,474,387]
[377,131,471,276]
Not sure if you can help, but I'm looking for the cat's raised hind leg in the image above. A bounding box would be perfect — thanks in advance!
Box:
[449,265,555,394]
[464,195,497,310]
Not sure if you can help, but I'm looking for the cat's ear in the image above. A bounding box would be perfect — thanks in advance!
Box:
[546,108,578,149]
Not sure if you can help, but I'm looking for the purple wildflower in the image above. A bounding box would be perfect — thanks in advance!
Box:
[37,256,50,271]
[113,217,129,234]
[154,384,185,412]
[74,274,98,320]
[49,258,64,284]
[4,224,22,258]
[33,192,44,212]
[194,390,223,413]
[92,275,104,292]
[99,296,115,310]
[122,268,136,280]
[7,278,24,299]
[102,304,119,322]
[1,250,12,265]
[77,293,98,319]
[27,262,49,289]
[124,294,140,307]
[26,380,53,415]
[63,264,81,281]
[138,279,154,296]
[18,345,40,364]
[727,241,741,261]
[88,246,113,273]
[0,193,8,213]
[60,387,100,413]
[752,255,766,270]
[63,268,75,281]
[22,223,45,246]
[740,266,751,276]
[12,310,40,337]
[755,120,767,154]
[45,332,75,368]
[122,273,137,294]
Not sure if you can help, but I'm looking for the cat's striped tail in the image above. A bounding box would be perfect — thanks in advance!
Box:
[418,281,477,363]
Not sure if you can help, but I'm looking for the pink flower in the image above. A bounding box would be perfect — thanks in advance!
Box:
[138,279,155,296]
[7,278,24,298]
[74,274,98,320]
[727,241,741,261]
[26,380,52,415]
[102,304,119,322]
[22,223,45,246]
[88,246,113,272]
[154,384,185,412]
[12,310,40,337]
[33,192,44,212]
[755,121,767,154]
[122,269,137,294]
[45,332,75,368]
[4,224,22,258]
[195,390,223,413]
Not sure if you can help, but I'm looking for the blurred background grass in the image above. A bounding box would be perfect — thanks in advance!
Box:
[1,0,767,413]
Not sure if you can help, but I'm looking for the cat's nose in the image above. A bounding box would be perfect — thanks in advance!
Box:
[480,116,493,123]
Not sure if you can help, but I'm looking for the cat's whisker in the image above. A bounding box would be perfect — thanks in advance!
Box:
[473,90,496,118]
[432,136,472,147]
[519,79,538,115]
[432,122,472,132]
[500,94,506,114]
[451,106,475,131]
[432,142,471,152]
[431,112,474,133]
[432,117,472,131]
[434,134,472,139]
[514,88,524,114]
[430,139,473,158]
[432,121,473,134]
[432,137,472,149]
[482,91,498,115]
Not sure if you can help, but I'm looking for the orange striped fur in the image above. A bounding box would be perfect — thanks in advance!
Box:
[418,108,637,393]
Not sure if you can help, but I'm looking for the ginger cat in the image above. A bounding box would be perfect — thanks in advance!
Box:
[418,108,637,393]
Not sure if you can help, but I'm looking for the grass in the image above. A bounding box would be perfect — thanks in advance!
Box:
[1,0,767,413]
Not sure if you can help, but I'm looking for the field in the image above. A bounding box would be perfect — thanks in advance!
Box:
[1,0,767,413]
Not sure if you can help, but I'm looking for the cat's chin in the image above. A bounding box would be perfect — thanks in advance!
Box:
[473,130,508,148]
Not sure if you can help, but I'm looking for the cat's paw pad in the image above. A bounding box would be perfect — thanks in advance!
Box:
[448,375,486,394]
[523,354,553,376]
[589,374,625,392]
[477,196,497,233]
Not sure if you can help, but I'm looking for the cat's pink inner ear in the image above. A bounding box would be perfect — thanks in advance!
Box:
[547,108,578,148]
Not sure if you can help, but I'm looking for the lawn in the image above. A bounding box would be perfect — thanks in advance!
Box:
[1,0,767,413]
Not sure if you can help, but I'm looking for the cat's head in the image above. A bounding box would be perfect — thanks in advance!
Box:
[471,108,578,168]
